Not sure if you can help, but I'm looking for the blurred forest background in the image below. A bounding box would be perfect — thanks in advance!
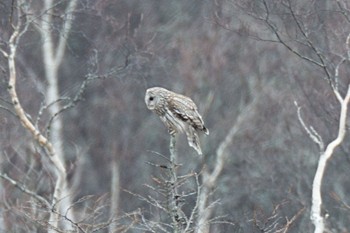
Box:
[0,0,350,232]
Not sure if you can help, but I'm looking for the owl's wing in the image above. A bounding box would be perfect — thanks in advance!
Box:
[168,95,208,133]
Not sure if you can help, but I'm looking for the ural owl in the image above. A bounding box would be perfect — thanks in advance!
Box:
[145,87,209,155]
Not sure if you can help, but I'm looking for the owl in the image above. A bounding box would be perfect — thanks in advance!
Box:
[145,87,209,155]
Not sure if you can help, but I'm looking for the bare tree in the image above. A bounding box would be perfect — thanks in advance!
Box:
[227,0,350,231]
[252,201,305,233]
[296,83,350,233]
[123,136,199,232]
[196,95,260,233]
[33,0,78,230]
[0,1,72,231]
[0,1,123,231]
[4,0,350,232]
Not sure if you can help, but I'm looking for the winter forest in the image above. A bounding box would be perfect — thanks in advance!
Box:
[1,0,350,232]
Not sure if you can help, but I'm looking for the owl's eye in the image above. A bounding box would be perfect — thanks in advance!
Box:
[149,96,154,101]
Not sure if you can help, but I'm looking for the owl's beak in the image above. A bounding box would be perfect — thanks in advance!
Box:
[147,103,155,110]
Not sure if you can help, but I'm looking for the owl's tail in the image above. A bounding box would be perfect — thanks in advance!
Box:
[186,126,203,156]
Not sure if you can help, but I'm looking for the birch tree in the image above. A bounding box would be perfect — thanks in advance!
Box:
[296,83,350,233]
[0,1,133,230]
[34,0,78,229]
[196,93,260,233]
[229,0,350,231]
[0,1,73,231]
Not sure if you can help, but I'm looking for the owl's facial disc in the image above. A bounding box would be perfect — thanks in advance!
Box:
[145,92,156,110]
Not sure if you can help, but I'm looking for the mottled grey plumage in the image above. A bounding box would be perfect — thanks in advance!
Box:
[145,87,209,155]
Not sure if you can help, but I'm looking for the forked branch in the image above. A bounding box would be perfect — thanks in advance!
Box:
[311,85,350,232]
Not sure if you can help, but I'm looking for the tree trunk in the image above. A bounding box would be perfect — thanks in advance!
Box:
[196,95,259,233]
[109,143,120,233]
[39,0,78,230]
[310,85,350,233]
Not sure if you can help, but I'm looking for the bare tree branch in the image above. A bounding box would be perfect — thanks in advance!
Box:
[3,2,72,231]
[295,101,324,150]
[260,0,327,69]
[283,0,333,84]
[0,173,50,207]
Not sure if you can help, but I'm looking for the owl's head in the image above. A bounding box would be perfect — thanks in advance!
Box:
[145,87,166,110]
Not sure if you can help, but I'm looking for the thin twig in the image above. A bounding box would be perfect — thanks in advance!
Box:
[0,173,51,207]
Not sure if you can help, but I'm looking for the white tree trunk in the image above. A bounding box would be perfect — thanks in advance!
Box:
[196,96,259,233]
[41,0,77,161]
[38,0,78,231]
[4,9,70,231]
[310,85,350,233]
